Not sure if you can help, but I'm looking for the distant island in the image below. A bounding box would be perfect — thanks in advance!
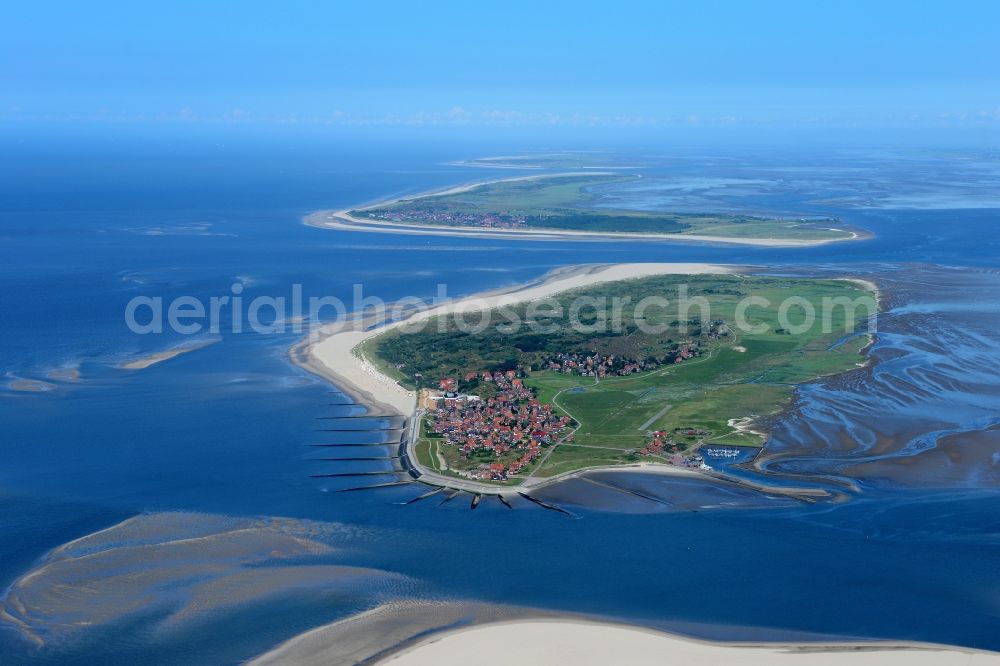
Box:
[298,264,878,496]
[307,173,863,246]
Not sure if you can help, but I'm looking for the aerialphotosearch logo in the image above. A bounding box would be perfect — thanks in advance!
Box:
[124,282,877,339]
[125,283,453,336]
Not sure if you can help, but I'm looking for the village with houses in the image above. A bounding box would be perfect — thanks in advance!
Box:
[417,344,719,483]
[543,344,698,378]
[423,369,572,482]
[639,428,717,471]
[356,206,529,230]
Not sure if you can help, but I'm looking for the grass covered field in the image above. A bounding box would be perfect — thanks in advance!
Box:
[353,174,853,241]
[373,274,876,480]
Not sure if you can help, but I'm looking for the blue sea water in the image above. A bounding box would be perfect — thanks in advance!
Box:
[1,130,999,663]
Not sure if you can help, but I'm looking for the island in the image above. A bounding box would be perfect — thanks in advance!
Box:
[306,173,863,246]
[297,263,878,496]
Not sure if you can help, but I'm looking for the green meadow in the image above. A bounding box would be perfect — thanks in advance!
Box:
[355,174,853,241]
[373,274,876,479]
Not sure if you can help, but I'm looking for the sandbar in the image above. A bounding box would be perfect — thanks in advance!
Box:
[0,512,395,646]
[7,378,56,392]
[119,337,220,370]
[379,619,999,666]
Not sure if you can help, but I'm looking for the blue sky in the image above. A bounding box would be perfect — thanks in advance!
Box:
[2,1,999,133]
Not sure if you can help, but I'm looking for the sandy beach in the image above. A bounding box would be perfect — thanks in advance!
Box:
[300,263,741,416]
[842,276,882,307]
[304,172,865,247]
[380,620,1000,666]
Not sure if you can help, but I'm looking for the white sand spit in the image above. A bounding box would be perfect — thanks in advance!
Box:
[380,620,999,666]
